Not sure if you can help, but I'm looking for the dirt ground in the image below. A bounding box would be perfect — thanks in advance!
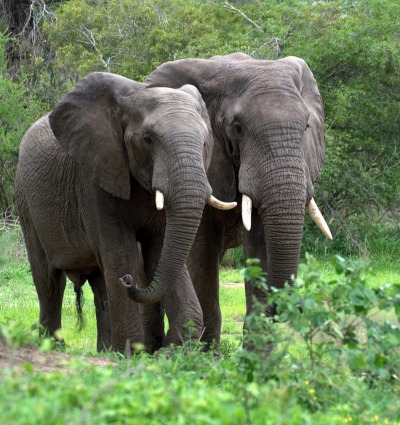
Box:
[0,340,117,376]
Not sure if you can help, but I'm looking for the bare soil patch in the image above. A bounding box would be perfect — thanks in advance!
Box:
[0,341,117,376]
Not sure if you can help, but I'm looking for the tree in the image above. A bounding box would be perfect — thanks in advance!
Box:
[2,0,399,255]
[0,32,47,214]
[42,0,255,84]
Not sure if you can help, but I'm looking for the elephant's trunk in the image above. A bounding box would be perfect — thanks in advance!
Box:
[240,124,307,311]
[121,171,209,304]
[260,197,305,291]
[251,180,306,317]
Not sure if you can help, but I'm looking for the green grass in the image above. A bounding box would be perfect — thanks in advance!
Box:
[1,232,400,424]
[1,255,399,355]
[219,267,242,283]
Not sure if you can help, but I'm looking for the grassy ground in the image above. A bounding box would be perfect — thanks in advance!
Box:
[1,227,400,424]
[0,262,246,354]
[1,245,400,354]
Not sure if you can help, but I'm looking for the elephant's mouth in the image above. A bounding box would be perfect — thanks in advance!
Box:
[241,193,332,240]
[154,189,237,212]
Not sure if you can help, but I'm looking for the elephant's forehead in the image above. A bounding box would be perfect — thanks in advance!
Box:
[218,61,299,94]
[144,86,192,104]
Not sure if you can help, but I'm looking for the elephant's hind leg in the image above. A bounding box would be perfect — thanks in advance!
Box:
[38,268,66,341]
[23,226,66,340]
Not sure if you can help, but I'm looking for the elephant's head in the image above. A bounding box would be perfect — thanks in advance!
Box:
[146,54,331,294]
[49,72,236,304]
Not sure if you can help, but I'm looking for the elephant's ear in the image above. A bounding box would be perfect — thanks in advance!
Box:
[209,52,252,62]
[146,58,219,100]
[49,72,144,199]
[280,56,325,184]
[178,84,214,170]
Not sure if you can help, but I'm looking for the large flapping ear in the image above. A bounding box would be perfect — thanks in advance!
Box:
[49,72,145,199]
[279,56,325,184]
[177,84,214,169]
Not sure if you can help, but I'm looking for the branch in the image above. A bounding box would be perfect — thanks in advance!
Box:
[205,1,261,30]
[21,0,56,43]
[223,2,261,29]
[80,26,114,70]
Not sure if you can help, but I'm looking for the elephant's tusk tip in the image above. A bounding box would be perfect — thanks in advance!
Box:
[243,221,251,231]
[307,198,333,240]
[155,190,164,210]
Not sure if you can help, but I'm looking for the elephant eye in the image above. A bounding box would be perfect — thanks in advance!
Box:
[305,123,310,130]
[233,121,242,134]
[143,135,152,146]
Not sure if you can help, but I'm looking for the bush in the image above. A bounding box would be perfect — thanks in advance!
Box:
[239,255,400,387]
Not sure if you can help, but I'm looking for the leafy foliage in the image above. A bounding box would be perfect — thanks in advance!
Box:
[0,32,47,213]
[42,0,252,87]
[269,254,400,381]
[1,0,399,256]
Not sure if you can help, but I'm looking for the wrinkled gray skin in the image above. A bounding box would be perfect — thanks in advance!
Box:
[15,72,214,352]
[146,53,325,351]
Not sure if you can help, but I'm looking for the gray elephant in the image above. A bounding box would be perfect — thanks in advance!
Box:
[15,71,235,352]
[138,53,332,351]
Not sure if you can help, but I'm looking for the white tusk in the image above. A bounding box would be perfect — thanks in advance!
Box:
[155,190,164,210]
[207,195,237,211]
[242,194,252,231]
[307,198,333,240]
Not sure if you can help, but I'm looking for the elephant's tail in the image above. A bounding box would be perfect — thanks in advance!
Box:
[74,284,86,331]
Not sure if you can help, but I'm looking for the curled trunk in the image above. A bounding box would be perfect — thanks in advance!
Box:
[121,188,207,304]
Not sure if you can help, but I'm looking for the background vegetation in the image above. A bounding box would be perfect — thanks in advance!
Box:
[1,0,400,258]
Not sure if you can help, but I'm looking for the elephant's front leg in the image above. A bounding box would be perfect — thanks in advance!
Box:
[101,237,144,353]
[242,210,269,316]
[140,231,203,348]
[87,268,112,352]
[187,212,225,351]
[162,265,203,346]
[134,244,165,353]
[242,210,275,356]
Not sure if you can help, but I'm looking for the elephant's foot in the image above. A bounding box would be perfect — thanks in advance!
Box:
[243,339,276,359]
[164,321,204,347]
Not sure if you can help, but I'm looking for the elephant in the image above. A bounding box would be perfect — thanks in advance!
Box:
[134,52,332,352]
[15,71,236,353]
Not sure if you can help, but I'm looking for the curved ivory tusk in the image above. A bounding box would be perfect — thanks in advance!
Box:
[242,194,252,231]
[207,195,237,211]
[307,198,333,240]
[155,190,164,211]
